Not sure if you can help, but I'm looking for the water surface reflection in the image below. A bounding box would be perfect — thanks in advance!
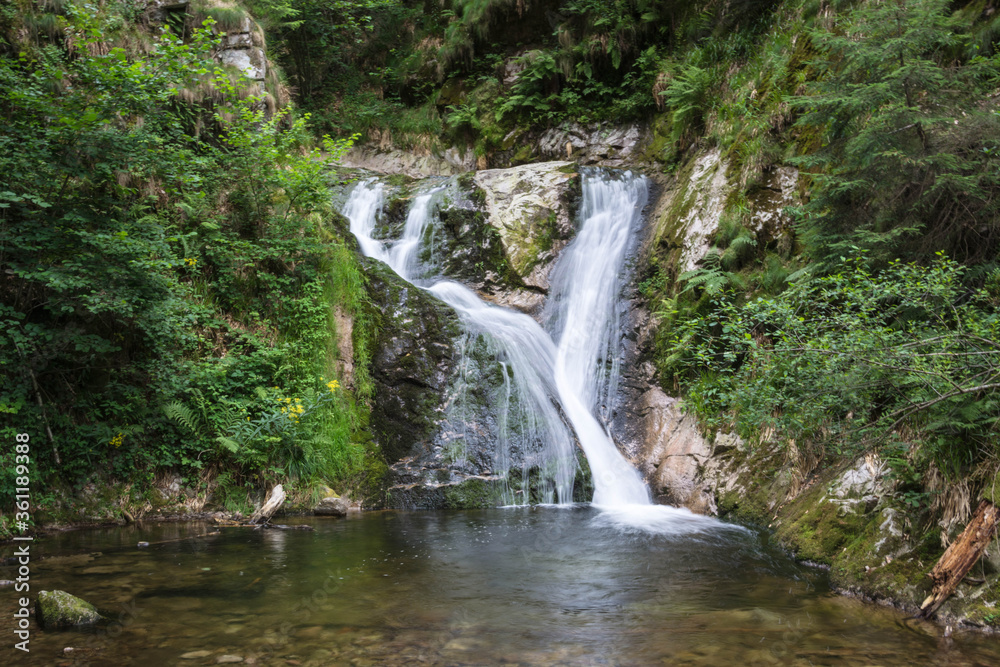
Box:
[2,508,997,666]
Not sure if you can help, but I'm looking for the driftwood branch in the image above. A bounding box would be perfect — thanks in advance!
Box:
[137,531,220,548]
[919,499,1000,619]
[249,484,286,525]
[27,367,59,464]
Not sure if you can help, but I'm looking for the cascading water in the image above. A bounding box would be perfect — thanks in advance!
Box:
[342,169,655,509]
[546,171,651,506]
[342,178,578,504]
[427,281,577,504]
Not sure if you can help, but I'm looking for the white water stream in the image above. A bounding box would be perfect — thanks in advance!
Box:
[341,171,655,509]
[547,173,651,506]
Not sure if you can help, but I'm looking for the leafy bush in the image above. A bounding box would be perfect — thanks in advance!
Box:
[665,255,1000,492]
[0,4,371,505]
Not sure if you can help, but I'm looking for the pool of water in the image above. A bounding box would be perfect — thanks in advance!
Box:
[3,506,998,666]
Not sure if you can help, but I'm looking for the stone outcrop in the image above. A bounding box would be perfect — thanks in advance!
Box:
[35,590,103,630]
[341,148,477,179]
[472,161,580,298]
[635,388,716,514]
[534,123,648,167]
[314,495,351,516]
[365,257,461,466]
[647,148,731,274]
[149,1,270,95]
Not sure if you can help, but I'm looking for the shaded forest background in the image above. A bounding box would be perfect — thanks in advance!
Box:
[1,0,999,539]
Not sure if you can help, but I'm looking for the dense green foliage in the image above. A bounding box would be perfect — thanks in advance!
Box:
[251,0,786,157]
[652,0,1000,513]
[790,0,1000,267]
[0,1,374,517]
[667,256,1000,498]
[2,0,999,533]
[259,0,1000,523]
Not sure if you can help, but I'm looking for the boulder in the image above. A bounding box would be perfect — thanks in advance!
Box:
[35,590,103,630]
[365,257,461,465]
[314,496,351,516]
[473,161,580,293]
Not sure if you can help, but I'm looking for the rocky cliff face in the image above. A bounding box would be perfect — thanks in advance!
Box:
[150,0,283,106]
[364,258,461,467]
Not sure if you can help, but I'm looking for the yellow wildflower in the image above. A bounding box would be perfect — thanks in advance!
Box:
[109,433,124,448]
[326,379,340,392]
[184,257,198,267]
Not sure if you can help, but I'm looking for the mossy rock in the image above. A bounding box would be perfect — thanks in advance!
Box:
[35,590,103,630]
[363,257,461,464]
[442,478,506,509]
[472,161,581,290]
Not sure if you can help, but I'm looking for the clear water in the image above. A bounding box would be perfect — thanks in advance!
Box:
[4,511,998,666]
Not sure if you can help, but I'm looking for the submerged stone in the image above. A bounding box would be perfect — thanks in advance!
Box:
[35,590,103,630]
[180,650,213,659]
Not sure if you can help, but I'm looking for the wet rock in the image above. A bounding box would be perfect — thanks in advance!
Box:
[314,496,351,516]
[473,161,580,293]
[636,387,716,514]
[365,257,461,467]
[216,655,243,664]
[35,590,103,630]
[410,177,542,315]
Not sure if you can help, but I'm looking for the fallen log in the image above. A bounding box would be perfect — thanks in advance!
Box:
[919,498,1000,619]
[249,484,286,525]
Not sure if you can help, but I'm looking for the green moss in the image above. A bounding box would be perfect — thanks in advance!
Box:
[36,590,103,630]
[774,483,869,564]
[572,453,594,503]
[442,478,505,509]
[642,114,678,166]
[512,144,535,164]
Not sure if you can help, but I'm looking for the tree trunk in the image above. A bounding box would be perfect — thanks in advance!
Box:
[249,485,286,525]
[919,499,1000,618]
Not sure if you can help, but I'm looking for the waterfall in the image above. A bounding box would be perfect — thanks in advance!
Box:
[427,281,577,505]
[342,170,651,507]
[548,171,651,506]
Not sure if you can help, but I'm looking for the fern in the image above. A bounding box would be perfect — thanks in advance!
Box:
[680,255,746,295]
[216,436,240,454]
[163,401,205,437]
